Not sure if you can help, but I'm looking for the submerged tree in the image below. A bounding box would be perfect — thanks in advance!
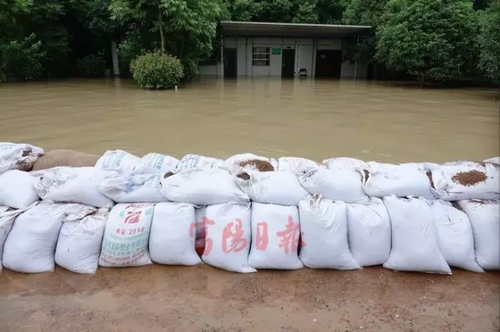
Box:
[376,0,479,86]
[478,1,500,84]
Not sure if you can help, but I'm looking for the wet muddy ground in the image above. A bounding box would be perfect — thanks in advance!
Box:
[0,78,499,331]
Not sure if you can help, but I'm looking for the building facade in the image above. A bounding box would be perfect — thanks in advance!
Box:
[199,22,371,79]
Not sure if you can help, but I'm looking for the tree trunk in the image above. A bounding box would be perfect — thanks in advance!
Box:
[419,75,425,88]
[158,9,165,53]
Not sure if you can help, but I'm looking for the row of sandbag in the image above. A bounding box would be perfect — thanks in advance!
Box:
[1,196,498,274]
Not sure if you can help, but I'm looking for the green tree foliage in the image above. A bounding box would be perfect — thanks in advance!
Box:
[130,51,183,88]
[0,33,45,80]
[376,0,479,85]
[478,1,500,84]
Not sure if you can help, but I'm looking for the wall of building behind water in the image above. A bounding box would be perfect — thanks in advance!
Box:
[198,37,368,78]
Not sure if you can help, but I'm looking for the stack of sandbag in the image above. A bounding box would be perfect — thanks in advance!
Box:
[95,150,140,173]
[99,203,155,267]
[2,202,96,273]
[32,167,116,208]
[32,149,100,171]
[0,142,44,173]
[55,207,108,274]
[0,170,40,209]
[235,170,306,270]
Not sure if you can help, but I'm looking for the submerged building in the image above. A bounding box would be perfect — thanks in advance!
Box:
[199,21,371,79]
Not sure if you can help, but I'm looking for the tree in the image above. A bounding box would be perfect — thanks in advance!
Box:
[478,1,500,84]
[376,0,479,86]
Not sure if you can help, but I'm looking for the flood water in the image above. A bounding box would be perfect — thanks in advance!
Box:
[0,78,498,163]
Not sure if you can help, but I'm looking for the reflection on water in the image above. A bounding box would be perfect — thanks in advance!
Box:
[0,78,498,163]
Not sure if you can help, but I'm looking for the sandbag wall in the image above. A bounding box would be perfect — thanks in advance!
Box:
[0,143,499,275]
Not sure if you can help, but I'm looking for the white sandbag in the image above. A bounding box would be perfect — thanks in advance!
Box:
[175,154,224,172]
[383,196,451,274]
[484,157,500,164]
[202,203,255,273]
[298,167,369,204]
[364,162,435,199]
[99,173,165,203]
[277,157,323,174]
[3,202,96,273]
[248,203,303,270]
[429,201,483,272]
[235,171,308,206]
[149,203,200,266]
[322,157,368,171]
[428,163,499,201]
[99,203,154,267]
[224,153,277,173]
[0,170,39,208]
[33,167,115,208]
[346,198,391,267]
[133,153,179,174]
[194,207,206,250]
[160,169,249,205]
[299,197,360,270]
[0,142,44,173]
[458,200,500,270]
[55,208,108,274]
[0,207,27,272]
[95,150,140,173]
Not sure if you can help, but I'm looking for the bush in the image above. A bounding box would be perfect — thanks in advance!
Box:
[130,52,183,89]
[0,34,45,81]
[77,54,106,77]
[181,58,199,82]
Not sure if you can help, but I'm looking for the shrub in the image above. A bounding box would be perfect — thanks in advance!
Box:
[0,34,45,81]
[130,52,183,89]
[77,54,106,77]
[118,38,144,77]
[181,58,199,82]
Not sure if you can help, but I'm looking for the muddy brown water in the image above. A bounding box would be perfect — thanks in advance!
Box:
[1,78,499,332]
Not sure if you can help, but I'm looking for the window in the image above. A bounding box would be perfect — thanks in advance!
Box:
[252,47,270,66]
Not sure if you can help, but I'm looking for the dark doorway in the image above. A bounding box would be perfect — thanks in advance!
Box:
[224,48,237,78]
[315,50,342,78]
[281,49,295,78]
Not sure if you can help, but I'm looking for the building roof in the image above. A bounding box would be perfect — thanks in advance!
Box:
[220,21,371,38]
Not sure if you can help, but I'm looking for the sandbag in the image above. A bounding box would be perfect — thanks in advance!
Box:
[33,167,115,208]
[32,149,99,171]
[55,208,108,274]
[484,157,500,164]
[0,207,26,272]
[224,153,277,173]
[458,200,500,270]
[428,163,499,201]
[133,153,179,174]
[99,203,154,267]
[299,197,360,270]
[0,142,43,173]
[383,196,451,274]
[160,169,249,205]
[346,198,391,267]
[364,162,435,199]
[429,201,483,272]
[99,173,165,203]
[277,157,323,174]
[3,202,96,273]
[298,167,369,204]
[175,154,224,172]
[322,157,368,171]
[95,150,140,173]
[149,202,200,266]
[0,170,39,208]
[235,171,308,206]
[202,203,255,273]
[248,203,303,270]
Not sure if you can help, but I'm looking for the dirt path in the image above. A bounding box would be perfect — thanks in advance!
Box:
[1,266,498,332]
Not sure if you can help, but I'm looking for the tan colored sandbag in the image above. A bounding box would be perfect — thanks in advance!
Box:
[32,150,100,171]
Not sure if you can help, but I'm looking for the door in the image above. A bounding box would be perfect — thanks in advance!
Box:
[281,49,295,78]
[224,48,237,78]
[315,50,342,78]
